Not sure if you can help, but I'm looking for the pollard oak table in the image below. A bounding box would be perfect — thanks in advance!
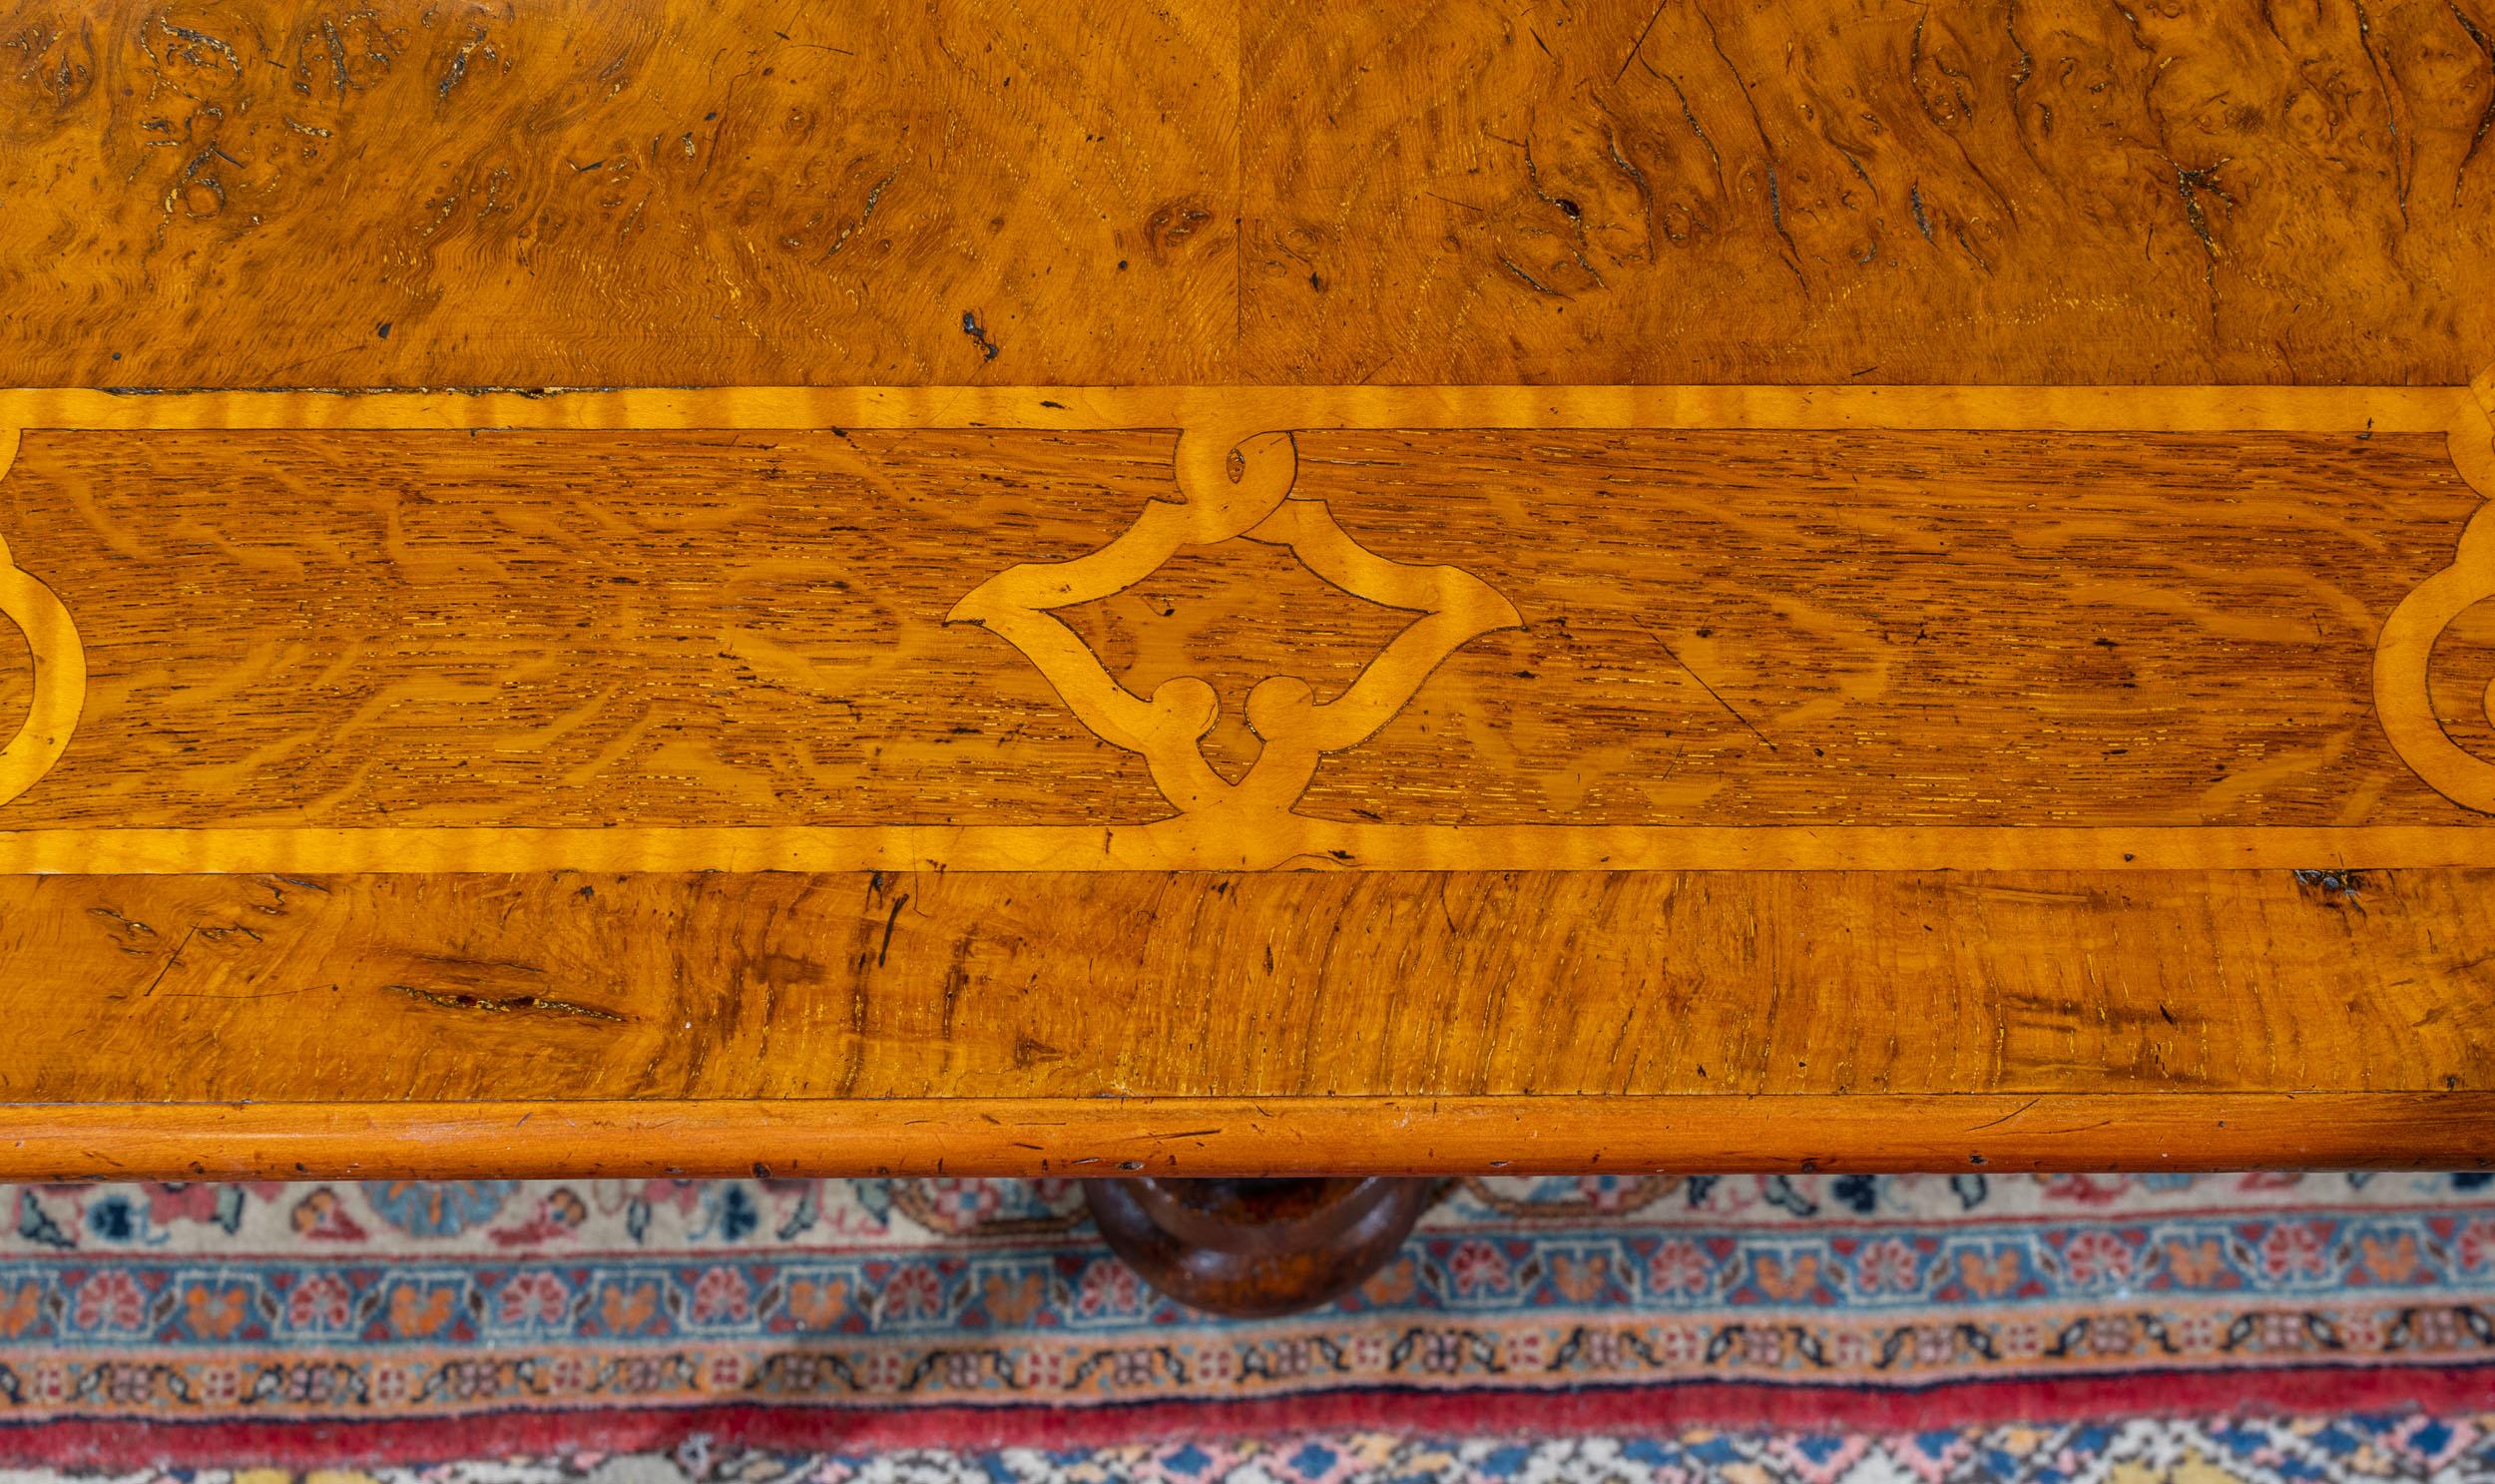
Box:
[3,0,2493,1307]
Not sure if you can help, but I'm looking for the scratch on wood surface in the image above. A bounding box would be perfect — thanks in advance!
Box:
[1640,623,1777,752]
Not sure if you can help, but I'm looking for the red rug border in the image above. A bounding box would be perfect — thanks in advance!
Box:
[7,1364,2493,1470]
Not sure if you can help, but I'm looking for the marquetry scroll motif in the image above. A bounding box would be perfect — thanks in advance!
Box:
[948,426,1521,819]
[2374,376,2495,815]
[0,432,86,809]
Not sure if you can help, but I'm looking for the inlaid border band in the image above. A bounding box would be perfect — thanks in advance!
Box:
[0,381,2488,873]
[0,384,2472,433]
[0,822,2487,874]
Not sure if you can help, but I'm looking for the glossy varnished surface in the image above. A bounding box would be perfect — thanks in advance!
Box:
[1,0,2492,1177]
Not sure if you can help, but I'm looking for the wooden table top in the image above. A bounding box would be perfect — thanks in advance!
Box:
[1,0,2491,1179]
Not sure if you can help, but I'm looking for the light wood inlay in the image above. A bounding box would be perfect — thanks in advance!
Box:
[0,384,2490,873]
[6,0,2493,1179]
[0,523,82,810]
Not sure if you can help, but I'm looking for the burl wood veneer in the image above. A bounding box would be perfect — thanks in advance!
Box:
[0,0,2491,1178]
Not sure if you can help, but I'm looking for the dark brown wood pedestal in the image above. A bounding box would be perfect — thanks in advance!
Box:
[1082,1177,1433,1316]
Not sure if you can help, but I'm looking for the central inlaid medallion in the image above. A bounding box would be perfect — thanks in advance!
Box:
[947,428,1521,820]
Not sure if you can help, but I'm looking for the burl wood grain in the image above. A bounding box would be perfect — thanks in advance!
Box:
[2,0,2489,385]
[2,0,2492,1176]
[1244,0,2495,384]
[0,425,2481,829]
[0,0,1240,386]
[0,380,2489,1169]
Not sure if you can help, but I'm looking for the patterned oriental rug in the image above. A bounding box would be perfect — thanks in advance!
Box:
[2,1173,2493,1481]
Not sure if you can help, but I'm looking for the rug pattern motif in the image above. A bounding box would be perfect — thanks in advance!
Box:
[11,1416,2495,1484]
[4,1174,2493,1421]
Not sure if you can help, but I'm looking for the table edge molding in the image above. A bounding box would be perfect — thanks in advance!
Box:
[3,1093,2488,1180]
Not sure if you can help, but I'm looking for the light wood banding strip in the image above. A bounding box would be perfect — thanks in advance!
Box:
[2,390,2491,857]
[0,383,2475,433]
[1,825,2494,874]
[8,0,2495,1180]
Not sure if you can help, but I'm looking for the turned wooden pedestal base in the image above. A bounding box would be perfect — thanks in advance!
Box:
[1083,1177,1433,1316]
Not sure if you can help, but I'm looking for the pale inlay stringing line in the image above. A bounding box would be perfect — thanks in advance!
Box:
[0,383,2488,872]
